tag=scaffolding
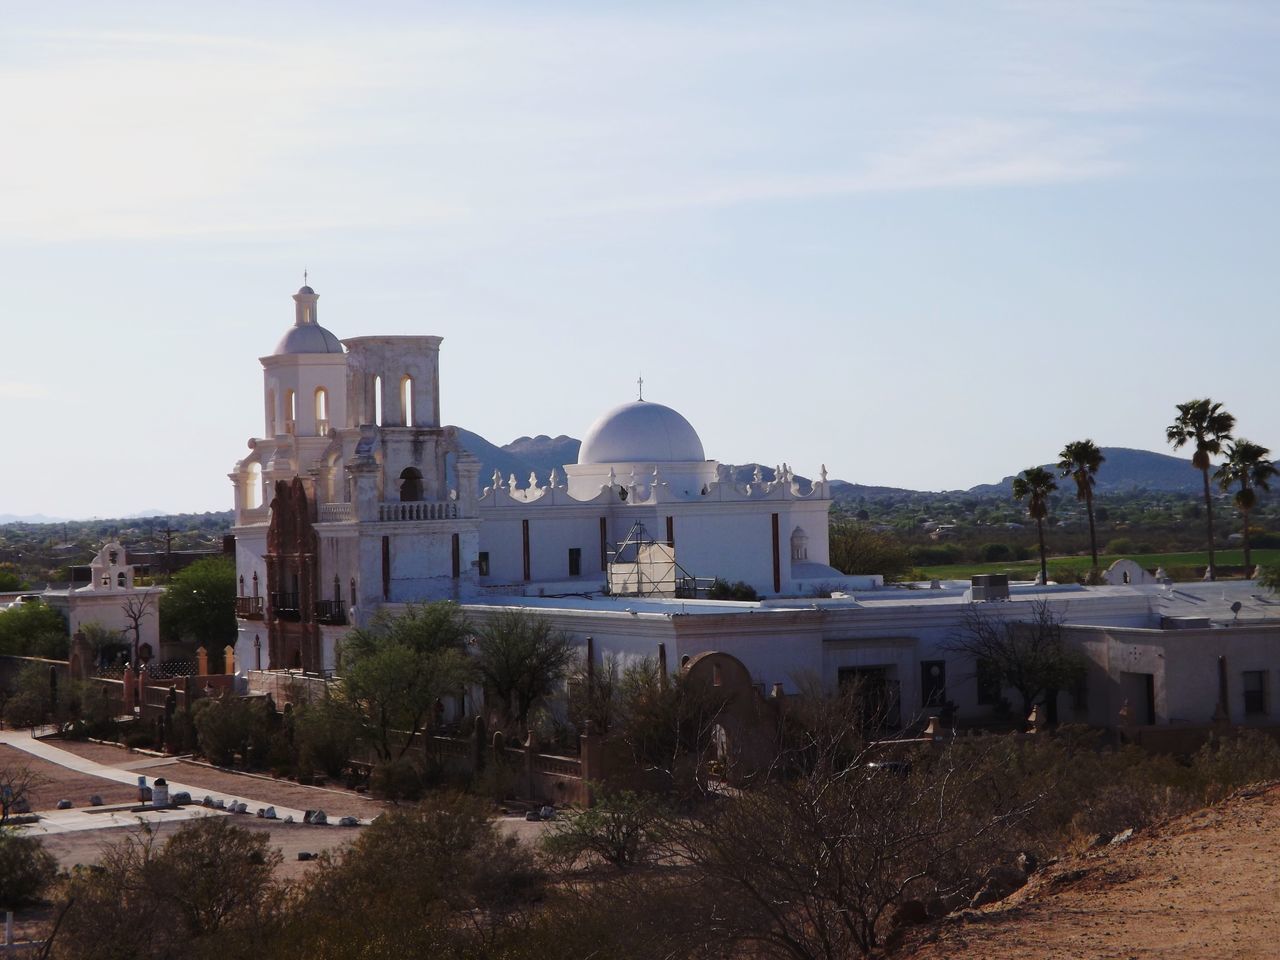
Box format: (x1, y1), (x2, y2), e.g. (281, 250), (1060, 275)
(606, 521), (714, 598)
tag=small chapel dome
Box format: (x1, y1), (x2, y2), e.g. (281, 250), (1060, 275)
(274, 283), (344, 355)
(274, 323), (343, 355)
(577, 400), (706, 464)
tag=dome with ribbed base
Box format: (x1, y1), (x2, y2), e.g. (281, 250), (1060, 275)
(577, 400), (705, 464)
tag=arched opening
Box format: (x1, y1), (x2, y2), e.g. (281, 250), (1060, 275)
(314, 387), (329, 433)
(246, 463), (263, 509)
(790, 526), (809, 562)
(284, 390), (297, 434)
(117, 572), (127, 588)
(399, 467), (424, 502)
(401, 375), (414, 427)
(373, 376), (383, 426)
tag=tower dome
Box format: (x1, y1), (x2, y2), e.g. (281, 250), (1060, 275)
(274, 284), (343, 355)
(577, 400), (706, 464)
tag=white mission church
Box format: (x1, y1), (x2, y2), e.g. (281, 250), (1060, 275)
(230, 284), (1280, 730)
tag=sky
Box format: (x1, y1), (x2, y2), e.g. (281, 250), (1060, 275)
(2, 1), (1279, 518)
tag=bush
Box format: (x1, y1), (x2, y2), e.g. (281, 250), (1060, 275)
(706, 579), (759, 601)
(978, 542), (1014, 563)
(192, 696), (274, 767)
(0, 601), (68, 658)
(542, 789), (664, 870)
(0, 830), (56, 909)
(294, 698), (363, 779)
(829, 525), (912, 579)
(371, 756), (426, 803)
(1104, 537), (1135, 554)
(907, 543), (962, 566)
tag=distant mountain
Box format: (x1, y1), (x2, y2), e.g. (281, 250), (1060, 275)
(0, 513), (71, 524)
(451, 428), (581, 490)
(968, 447), (1202, 496)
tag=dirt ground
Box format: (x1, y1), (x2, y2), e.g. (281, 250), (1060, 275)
(37, 817), (361, 879)
(0, 743), (138, 810)
(905, 783), (1280, 960)
(48, 738), (386, 819)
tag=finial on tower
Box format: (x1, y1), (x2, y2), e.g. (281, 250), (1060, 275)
(637, 374), (644, 401)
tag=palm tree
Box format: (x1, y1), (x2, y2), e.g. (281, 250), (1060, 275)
(1057, 440), (1106, 575)
(1215, 439), (1277, 574)
(1012, 466), (1058, 586)
(1166, 399), (1235, 580)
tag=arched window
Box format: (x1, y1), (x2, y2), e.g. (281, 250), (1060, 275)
(373, 375), (383, 426)
(284, 390), (297, 434)
(314, 387), (329, 433)
(401, 375), (414, 427)
(400, 467), (424, 502)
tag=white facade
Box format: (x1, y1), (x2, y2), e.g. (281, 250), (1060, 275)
(230, 284), (863, 675)
(43, 541), (163, 657)
(228, 283), (1280, 732)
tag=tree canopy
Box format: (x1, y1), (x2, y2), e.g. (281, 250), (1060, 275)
(0, 600), (67, 658)
(472, 609), (576, 732)
(158, 555), (236, 647)
(340, 601), (473, 760)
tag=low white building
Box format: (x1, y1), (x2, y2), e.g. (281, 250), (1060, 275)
(43, 541), (164, 659)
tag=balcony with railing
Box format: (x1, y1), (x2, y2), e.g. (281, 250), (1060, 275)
(270, 592), (301, 621)
(235, 596), (264, 620)
(314, 600), (347, 625)
(317, 502), (355, 523)
(377, 500), (459, 522)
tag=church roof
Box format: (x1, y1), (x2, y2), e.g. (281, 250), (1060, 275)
(577, 400), (706, 464)
(273, 324), (344, 355)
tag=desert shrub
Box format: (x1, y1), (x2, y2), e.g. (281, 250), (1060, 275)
(3, 690), (47, 729)
(273, 793), (544, 958)
(0, 830), (56, 909)
(293, 697), (362, 779)
(542, 789), (664, 870)
(124, 729), (156, 750)
(978, 542), (1013, 563)
(1189, 728), (1280, 802)
(828, 525), (912, 579)
(371, 756), (425, 803)
(53, 817), (283, 959)
(706, 578), (759, 601)
(191, 696), (274, 768)
(907, 543), (963, 566)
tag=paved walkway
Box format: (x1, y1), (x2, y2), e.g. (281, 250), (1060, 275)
(0, 729), (366, 834)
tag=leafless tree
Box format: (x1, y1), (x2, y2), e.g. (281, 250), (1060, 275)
(120, 590), (158, 666)
(0, 760), (46, 824)
(941, 599), (1086, 726)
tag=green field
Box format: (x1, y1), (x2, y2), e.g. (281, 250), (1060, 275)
(916, 548), (1280, 582)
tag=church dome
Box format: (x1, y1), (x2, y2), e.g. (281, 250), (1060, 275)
(273, 324), (343, 355)
(273, 284), (343, 355)
(577, 400), (706, 464)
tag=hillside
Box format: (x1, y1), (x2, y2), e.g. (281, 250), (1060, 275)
(968, 446), (1201, 496)
(906, 782), (1280, 959)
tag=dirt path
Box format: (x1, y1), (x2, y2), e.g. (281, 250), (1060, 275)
(907, 784), (1280, 959)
